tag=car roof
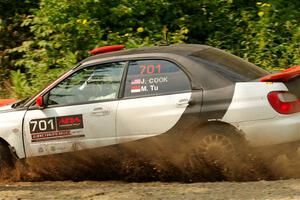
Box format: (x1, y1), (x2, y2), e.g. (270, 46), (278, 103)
(81, 44), (210, 63)
(79, 44), (266, 90)
(79, 44), (234, 90)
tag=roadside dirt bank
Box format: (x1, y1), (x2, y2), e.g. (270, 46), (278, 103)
(0, 179), (300, 200)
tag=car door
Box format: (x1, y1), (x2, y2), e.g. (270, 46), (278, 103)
(23, 61), (126, 157)
(116, 59), (192, 142)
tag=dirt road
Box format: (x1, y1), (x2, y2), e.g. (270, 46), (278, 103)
(1, 140), (300, 199)
(0, 179), (300, 200)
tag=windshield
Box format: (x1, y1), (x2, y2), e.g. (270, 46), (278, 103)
(190, 48), (269, 82)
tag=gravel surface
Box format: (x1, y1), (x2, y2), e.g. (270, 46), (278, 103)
(1, 137), (300, 199)
(0, 179), (300, 200)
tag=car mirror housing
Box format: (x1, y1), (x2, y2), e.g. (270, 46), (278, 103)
(36, 94), (49, 108)
(36, 95), (44, 107)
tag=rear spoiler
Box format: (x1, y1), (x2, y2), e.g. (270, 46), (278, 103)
(260, 66), (300, 82)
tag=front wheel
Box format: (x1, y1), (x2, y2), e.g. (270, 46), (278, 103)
(0, 143), (15, 173)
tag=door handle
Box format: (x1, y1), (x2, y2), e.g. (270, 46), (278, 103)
(91, 107), (110, 116)
(176, 99), (190, 107)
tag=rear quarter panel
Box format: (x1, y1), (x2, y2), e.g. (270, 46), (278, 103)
(221, 82), (300, 147)
(222, 82), (287, 122)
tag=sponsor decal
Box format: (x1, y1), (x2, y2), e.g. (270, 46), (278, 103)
(37, 144), (69, 154)
(50, 146), (56, 152)
(29, 114), (84, 142)
(31, 130), (84, 143)
(57, 115), (83, 130)
(71, 142), (86, 151)
(38, 147), (44, 153)
(32, 130), (71, 140)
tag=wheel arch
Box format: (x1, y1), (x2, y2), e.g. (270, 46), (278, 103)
(0, 137), (18, 159)
(0, 137), (11, 146)
(197, 121), (246, 141)
(181, 120), (246, 144)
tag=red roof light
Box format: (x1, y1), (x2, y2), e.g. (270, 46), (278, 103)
(89, 45), (125, 55)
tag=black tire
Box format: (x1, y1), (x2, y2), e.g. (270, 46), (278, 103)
(186, 124), (247, 181)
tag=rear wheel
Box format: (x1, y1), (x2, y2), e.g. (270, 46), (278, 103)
(186, 125), (247, 181)
(192, 133), (236, 165)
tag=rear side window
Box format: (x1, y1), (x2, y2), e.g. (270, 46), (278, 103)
(124, 60), (191, 97)
(190, 48), (269, 82)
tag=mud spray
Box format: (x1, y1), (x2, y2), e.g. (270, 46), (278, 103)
(1, 135), (300, 183)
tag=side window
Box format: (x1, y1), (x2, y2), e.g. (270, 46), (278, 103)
(124, 60), (191, 97)
(48, 62), (126, 105)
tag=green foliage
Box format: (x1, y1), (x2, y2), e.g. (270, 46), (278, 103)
(2, 0), (300, 98)
(10, 70), (32, 98)
(8, 0), (189, 98)
(206, 0), (300, 71)
(0, 0), (38, 98)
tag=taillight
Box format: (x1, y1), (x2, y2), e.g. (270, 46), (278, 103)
(267, 91), (300, 114)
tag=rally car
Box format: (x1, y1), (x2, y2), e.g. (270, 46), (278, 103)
(0, 44), (300, 170)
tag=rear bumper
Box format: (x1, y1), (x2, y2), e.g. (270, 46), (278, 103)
(253, 140), (300, 158)
(236, 114), (300, 147)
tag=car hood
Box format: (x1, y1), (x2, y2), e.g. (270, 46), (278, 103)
(0, 105), (13, 112)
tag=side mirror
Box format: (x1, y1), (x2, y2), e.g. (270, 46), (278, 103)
(36, 93), (49, 108)
(36, 95), (44, 107)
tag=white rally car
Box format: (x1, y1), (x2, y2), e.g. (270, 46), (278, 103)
(0, 44), (300, 170)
